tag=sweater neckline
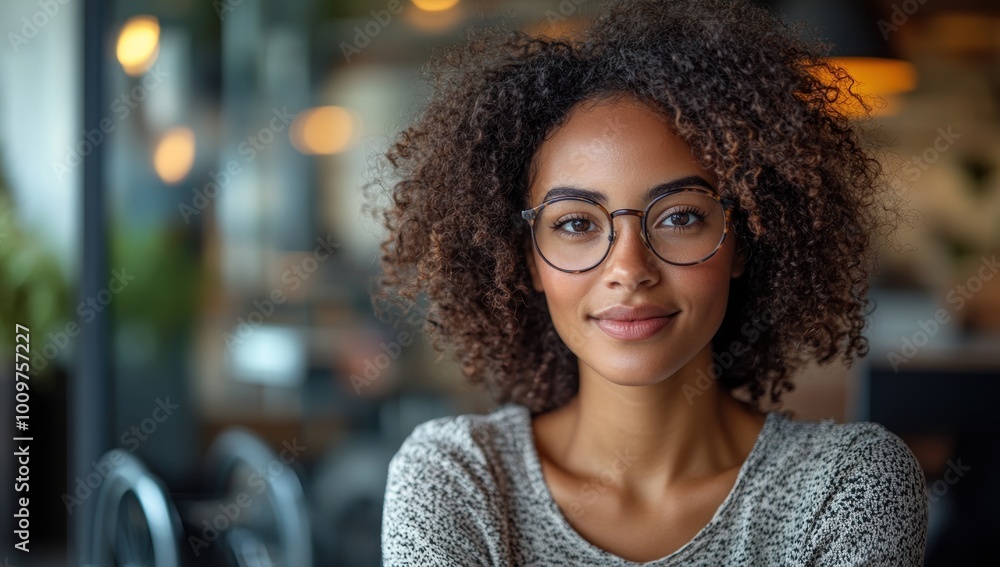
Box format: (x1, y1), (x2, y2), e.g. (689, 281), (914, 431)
(511, 403), (781, 565)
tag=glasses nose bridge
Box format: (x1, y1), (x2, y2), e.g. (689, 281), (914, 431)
(607, 208), (650, 247)
(609, 208), (644, 220)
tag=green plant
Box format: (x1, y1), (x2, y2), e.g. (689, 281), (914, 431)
(0, 171), (70, 369)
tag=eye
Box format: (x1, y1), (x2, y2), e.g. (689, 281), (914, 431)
(660, 208), (704, 228)
(562, 219), (592, 233)
(552, 215), (600, 235)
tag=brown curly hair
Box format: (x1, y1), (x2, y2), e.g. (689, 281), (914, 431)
(365, 0), (902, 416)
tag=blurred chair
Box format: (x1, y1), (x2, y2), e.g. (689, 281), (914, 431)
(90, 427), (312, 567)
(90, 449), (183, 567)
(187, 428), (313, 567)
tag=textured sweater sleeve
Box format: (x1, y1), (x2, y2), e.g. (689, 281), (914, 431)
(800, 424), (929, 567)
(381, 419), (512, 567)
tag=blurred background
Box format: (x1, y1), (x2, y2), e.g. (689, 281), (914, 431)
(0, 0), (997, 565)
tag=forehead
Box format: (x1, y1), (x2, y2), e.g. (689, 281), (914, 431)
(527, 97), (718, 206)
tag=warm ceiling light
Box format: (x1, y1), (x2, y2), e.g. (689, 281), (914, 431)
(411, 0), (460, 12)
(153, 127), (195, 184)
(817, 57), (917, 118)
(289, 106), (357, 155)
(829, 57), (917, 97)
(405, 4), (463, 31)
(117, 15), (160, 76)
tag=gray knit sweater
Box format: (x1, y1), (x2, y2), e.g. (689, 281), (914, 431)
(381, 403), (928, 566)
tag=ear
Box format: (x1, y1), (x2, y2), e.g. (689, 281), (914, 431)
(524, 237), (545, 293)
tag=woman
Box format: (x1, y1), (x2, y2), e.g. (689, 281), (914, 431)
(370, 0), (927, 564)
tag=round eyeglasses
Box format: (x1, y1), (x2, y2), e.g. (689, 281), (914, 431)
(521, 187), (735, 273)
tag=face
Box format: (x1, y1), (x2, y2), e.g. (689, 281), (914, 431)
(524, 96), (745, 386)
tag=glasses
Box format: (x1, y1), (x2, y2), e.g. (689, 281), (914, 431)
(521, 187), (735, 273)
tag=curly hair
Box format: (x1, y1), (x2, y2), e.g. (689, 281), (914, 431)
(365, 0), (902, 415)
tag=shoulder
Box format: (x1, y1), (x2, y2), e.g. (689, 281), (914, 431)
(388, 403), (525, 474)
(382, 405), (524, 566)
(811, 417), (927, 519)
(766, 413), (929, 564)
(765, 412), (927, 510)
(766, 411), (924, 479)
(384, 403), (528, 507)
(744, 412), (928, 516)
(775, 415), (923, 482)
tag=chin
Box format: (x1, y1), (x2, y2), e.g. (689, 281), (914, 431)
(583, 354), (685, 386)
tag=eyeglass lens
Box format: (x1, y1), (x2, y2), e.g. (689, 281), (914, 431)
(532, 190), (726, 271)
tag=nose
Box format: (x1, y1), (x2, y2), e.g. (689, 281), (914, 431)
(602, 214), (660, 289)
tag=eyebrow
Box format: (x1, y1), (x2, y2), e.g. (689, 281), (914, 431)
(539, 175), (716, 206)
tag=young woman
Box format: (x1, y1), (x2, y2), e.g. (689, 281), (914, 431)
(370, 0), (927, 564)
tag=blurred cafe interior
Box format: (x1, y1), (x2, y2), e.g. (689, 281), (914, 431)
(0, 0), (997, 565)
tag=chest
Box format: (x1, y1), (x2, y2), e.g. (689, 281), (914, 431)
(541, 460), (740, 563)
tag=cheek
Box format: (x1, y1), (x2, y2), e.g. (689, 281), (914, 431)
(537, 269), (596, 351)
(539, 269), (586, 316)
(679, 266), (732, 326)
(679, 243), (738, 318)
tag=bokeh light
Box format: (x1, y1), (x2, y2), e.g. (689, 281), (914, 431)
(116, 15), (160, 76)
(153, 127), (195, 184)
(289, 106), (358, 155)
(411, 0), (461, 12)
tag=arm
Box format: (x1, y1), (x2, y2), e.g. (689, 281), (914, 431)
(800, 424), (929, 567)
(381, 429), (511, 567)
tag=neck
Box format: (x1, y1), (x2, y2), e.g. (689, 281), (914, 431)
(548, 343), (765, 501)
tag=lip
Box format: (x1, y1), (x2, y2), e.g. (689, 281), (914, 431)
(591, 304), (678, 321)
(590, 304), (680, 341)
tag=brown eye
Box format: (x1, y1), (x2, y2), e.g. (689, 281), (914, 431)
(666, 212), (694, 227)
(657, 206), (706, 230)
(550, 214), (601, 236)
(561, 219), (594, 233)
